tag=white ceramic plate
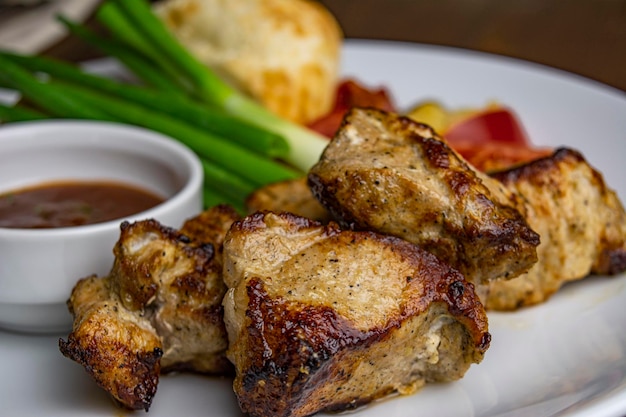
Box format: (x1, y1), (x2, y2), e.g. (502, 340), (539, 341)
(1, 40), (625, 417)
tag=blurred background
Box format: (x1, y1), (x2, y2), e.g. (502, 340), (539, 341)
(316, 0), (626, 93)
(2, 0), (625, 92)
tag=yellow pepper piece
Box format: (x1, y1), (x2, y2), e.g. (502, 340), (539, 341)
(406, 101), (500, 135)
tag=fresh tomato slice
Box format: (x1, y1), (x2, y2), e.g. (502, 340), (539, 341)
(443, 107), (553, 170)
(408, 102), (546, 170)
(310, 83), (549, 172)
(307, 79), (396, 138)
(444, 107), (531, 147)
(306, 109), (345, 139)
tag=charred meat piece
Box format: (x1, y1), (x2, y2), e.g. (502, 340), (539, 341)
(59, 205), (240, 410)
(109, 205), (239, 374)
(58, 275), (162, 411)
(222, 211), (490, 417)
(245, 177), (331, 223)
(309, 107), (539, 285)
(482, 149), (626, 309)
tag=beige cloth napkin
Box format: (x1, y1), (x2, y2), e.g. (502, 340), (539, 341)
(0, 0), (99, 54)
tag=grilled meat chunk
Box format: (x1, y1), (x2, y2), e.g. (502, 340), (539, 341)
(222, 211), (490, 417)
(59, 205), (240, 410)
(482, 149), (626, 309)
(245, 177), (331, 223)
(308, 108), (540, 285)
(58, 275), (162, 411)
(109, 206), (239, 374)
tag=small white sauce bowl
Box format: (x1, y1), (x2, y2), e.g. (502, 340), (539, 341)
(0, 120), (204, 334)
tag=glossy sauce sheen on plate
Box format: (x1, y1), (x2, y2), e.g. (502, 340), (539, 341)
(0, 180), (164, 229)
(0, 41), (625, 417)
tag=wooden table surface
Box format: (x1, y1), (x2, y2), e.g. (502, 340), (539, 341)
(317, 0), (626, 93)
(44, 0), (626, 93)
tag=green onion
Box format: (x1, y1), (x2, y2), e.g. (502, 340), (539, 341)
(99, 0), (329, 171)
(202, 187), (245, 214)
(0, 56), (115, 121)
(0, 55), (299, 186)
(202, 161), (256, 204)
(94, 2), (198, 95)
(58, 15), (187, 94)
(223, 93), (329, 172)
(43, 80), (300, 186)
(0, 0), (333, 212)
(107, 0), (233, 105)
(0, 103), (47, 123)
(1, 51), (289, 158)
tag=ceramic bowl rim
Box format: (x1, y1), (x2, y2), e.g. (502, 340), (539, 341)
(0, 119), (204, 239)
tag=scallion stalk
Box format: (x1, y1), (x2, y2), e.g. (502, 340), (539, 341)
(1, 51), (289, 158)
(0, 56), (115, 121)
(0, 103), (47, 123)
(108, 0), (233, 105)
(100, 0), (329, 171)
(0, 0), (334, 213)
(58, 15), (187, 94)
(43, 79), (301, 186)
(202, 160), (256, 203)
(202, 187), (245, 214)
(94, 2), (198, 95)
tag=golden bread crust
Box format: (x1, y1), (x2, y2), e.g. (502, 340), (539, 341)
(154, 0), (342, 124)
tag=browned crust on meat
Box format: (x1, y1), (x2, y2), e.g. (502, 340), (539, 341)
(59, 334), (162, 411)
(595, 249), (626, 275)
(492, 148), (626, 276)
(60, 206), (242, 410)
(109, 215), (235, 374)
(110, 219), (216, 311)
(484, 148), (626, 309)
(224, 211), (490, 417)
(245, 177), (332, 223)
(181, 203), (241, 250)
(58, 276), (163, 411)
(230, 209), (331, 234)
(308, 107), (539, 285)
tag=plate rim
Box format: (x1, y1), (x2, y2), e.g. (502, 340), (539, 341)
(0, 39), (625, 417)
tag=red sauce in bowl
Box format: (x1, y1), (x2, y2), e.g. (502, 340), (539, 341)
(0, 180), (165, 229)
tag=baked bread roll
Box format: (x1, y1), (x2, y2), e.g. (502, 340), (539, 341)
(154, 0), (343, 124)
